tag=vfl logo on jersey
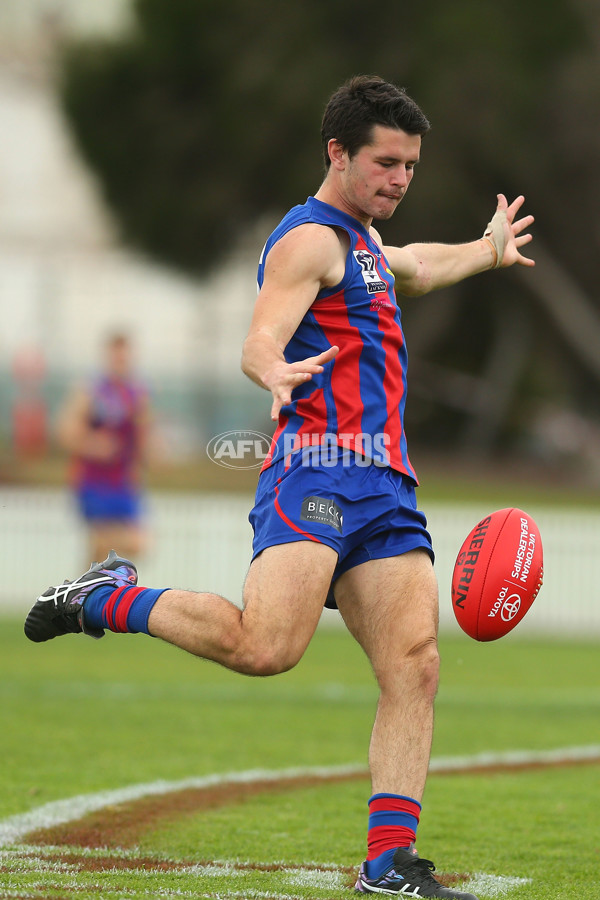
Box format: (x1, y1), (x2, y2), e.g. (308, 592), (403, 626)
(353, 250), (387, 294)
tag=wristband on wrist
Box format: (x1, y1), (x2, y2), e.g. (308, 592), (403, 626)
(481, 207), (507, 269)
(482, 236), (498, 269)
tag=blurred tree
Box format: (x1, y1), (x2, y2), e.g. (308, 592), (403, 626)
(59, 0), (600, 465)
(60, 0), (586, 273)
(60, 0), (332, 273)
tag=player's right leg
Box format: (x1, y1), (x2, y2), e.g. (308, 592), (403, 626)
(24, 550), (139, 642)
(24, 540), (338, 677)
(147, 540), (337, 674)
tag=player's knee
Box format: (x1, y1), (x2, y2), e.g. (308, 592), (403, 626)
(234, 641), (303, 677)
(253, 650), (298, 677)
(412, 638), (440, 700)
(379, 637), (440, 700)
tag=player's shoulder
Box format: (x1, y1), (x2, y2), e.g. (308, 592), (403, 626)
(273, 221), (344, 252)
(266, 222), (346, 279)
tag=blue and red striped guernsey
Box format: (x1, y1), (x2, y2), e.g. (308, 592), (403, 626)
(257, 196), (417, 483)
(71, 375), (147, 490)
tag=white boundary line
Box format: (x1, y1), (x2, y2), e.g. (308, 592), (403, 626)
(1, 745), (599, 848)
(0, 764), (365, 848)
(428, 743), (600, 772)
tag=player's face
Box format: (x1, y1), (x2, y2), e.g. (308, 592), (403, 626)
(342, 125), (421, 223)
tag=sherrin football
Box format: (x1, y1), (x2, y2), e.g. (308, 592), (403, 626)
(451, 508), (544, 641)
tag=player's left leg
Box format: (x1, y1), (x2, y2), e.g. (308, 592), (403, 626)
(335, 548), (439, 801)
(335, 550), (478, 899)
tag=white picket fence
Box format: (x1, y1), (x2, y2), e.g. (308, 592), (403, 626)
(2, 486), (599, 635)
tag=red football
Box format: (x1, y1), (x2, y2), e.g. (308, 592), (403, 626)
(451, 508), (544, 641)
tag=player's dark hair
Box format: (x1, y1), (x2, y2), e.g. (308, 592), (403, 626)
(321, 75), (430, 170)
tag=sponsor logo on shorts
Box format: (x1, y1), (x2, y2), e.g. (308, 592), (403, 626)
(301, 496), (343, 534)
(206, 430), (272, 469)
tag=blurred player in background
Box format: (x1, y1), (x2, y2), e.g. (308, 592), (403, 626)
(26, 77), (535, 898)
(56, 332), (152, 563)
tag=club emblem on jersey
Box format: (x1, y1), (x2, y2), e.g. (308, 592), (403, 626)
(353, 250), (387, 294)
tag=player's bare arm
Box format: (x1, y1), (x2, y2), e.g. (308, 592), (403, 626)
(378, 193), (534, 296)
(242, 224), (341, 421)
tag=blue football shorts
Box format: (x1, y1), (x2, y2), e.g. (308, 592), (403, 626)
(249, 448), (434, 609)
(76, 483), (143, 523)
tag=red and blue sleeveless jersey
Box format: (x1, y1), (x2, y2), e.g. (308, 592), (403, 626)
(257, 196), (417, 483)
(72, 376), (147, 490)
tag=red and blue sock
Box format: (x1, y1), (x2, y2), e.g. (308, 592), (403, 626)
(365, 793), (421, 879)
(82, 584), (167, 635)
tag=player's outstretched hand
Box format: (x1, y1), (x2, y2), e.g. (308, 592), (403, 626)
(265, 345), (339, 422)
(483, 194), (535, 269)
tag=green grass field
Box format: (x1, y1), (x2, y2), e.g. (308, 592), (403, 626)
(1, 615), (599, 899)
